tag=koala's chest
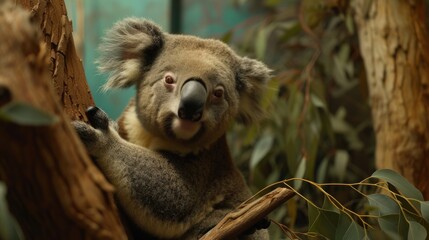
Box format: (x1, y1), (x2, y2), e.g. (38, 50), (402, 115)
(118, 102), (200, 154)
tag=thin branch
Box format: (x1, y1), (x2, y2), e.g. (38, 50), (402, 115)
(199, 187), (295, 240)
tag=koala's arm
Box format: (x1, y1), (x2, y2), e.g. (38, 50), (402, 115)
(73, 107), (269, 239)
(73, 107), (212, 238)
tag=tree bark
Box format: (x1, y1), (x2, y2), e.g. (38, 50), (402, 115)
(18, 0), (94, 121)
(200, 187), (295, 240)
(352, 0), (429, 199)
(0, 0), (127, 238)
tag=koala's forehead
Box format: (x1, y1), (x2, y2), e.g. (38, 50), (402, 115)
(150, 35), (239, 81)
(165, 35), (236, 57)
(162, 35), (238, 65)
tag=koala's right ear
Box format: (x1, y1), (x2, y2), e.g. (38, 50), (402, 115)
(97, 18), (165, 90)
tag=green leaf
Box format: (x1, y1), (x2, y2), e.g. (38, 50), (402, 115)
(250, 135), (274, 169)
(316, 157), (329, 183)
(0, 102), (58, 126)
(220, 30), (233, 43)
(335, 213), (365, 240)
(367, 193), (399, 216)
(420, 201), (429, 222)
(293, 157), (306, 189)
(378, 215), (405, 240)
(311, 94), (327, 109)
(371, 169), (424, 201)
(308, 203), (340, 239)
(322, 196), (339, 213)
(367, 193), (408, 239)
(408, 220), (427, 240)
(334, 150), (349, 182)
(261, 79), (279, 110)
(264, 0), (280, 7)
(255, 27), (268, 60)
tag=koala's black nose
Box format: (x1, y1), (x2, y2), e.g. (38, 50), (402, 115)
(178, 79), (207, 122)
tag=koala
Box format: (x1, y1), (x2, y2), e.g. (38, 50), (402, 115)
(73, 18), (271, 239)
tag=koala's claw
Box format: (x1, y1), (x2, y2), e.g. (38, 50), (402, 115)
(86, 106), (109, 130)
(72, 120), (99, 143)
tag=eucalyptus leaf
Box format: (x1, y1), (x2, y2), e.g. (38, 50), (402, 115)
(322, 196), (339, 213)
(334, 150), (349, 182)
(250, 134), (274, 169)
(316, 157), (329, 183)
(311, 94), (327, 109)
(408, 220), (426, 240)
(261, 79), (279, 110)
(371, 169), (424, 201)
(367, 193), (399, 216)
(377, 215), (403, 240)
(293, 157), (306, 189)
(420, 201), (429, 222)
(308, 203), (340, 239)
(0, 102), (58, 126)
(367, 193), (408, 239)
(335, 213), (365, 240)
(220, 30), (233, 44)
(264, 0), (280, 7)
(305, 134), (319, 180)
(255, 27), (268, 60)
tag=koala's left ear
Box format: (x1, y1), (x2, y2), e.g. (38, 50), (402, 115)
(236, 57), (272, 125)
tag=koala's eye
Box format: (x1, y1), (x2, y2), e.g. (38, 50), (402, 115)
(164, 75), (175, 84)
(213, 87), (224, 99)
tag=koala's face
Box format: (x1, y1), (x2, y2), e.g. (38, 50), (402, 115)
(135, 38), (240, 149)
(98, 18), (271, 152)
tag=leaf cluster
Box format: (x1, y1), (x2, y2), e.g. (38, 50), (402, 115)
(260, 169), (429, 240)
(225, 0), (375, 237)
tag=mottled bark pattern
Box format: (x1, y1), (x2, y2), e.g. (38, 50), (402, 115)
(353, 0), (429, 198)
(0, 1), (127, 239)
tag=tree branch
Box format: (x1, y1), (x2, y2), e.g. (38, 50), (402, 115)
(200, 187), (295, 240)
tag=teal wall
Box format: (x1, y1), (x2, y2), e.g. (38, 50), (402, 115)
(65, 0), (253, 119)
(65, 0), (170, 119)
(182, 0), (255, 37)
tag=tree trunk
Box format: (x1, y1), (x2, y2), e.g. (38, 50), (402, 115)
(352, 0), (429, 199)
(18, 0), (94, 121)
(0, 0), (127, 238)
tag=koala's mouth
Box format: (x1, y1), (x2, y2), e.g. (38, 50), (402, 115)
(165, 114), (203, 141)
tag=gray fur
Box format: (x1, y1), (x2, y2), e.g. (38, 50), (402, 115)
(75, 18), (271, 239)
(97, 18), (164, 90)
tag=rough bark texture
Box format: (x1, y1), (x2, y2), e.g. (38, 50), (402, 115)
(18, 0), (94, 121)
(0, 0), (127, 239)
(353, 0), (429, 199)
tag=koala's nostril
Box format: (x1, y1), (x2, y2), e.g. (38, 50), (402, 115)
(178, 79), (207, 122)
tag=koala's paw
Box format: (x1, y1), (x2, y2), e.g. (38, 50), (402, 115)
(243, 217), (271, 236)
(72, 106), (116, 156)
(86, 106), (110, 131)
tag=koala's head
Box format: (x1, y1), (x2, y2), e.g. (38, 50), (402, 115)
(98, 18), (271, 152)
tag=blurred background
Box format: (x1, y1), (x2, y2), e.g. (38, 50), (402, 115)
(2, 0), (378, 239)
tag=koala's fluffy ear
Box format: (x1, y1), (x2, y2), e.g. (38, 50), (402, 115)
(97, 18), (165, 90)
(236, 57), (272, 125)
